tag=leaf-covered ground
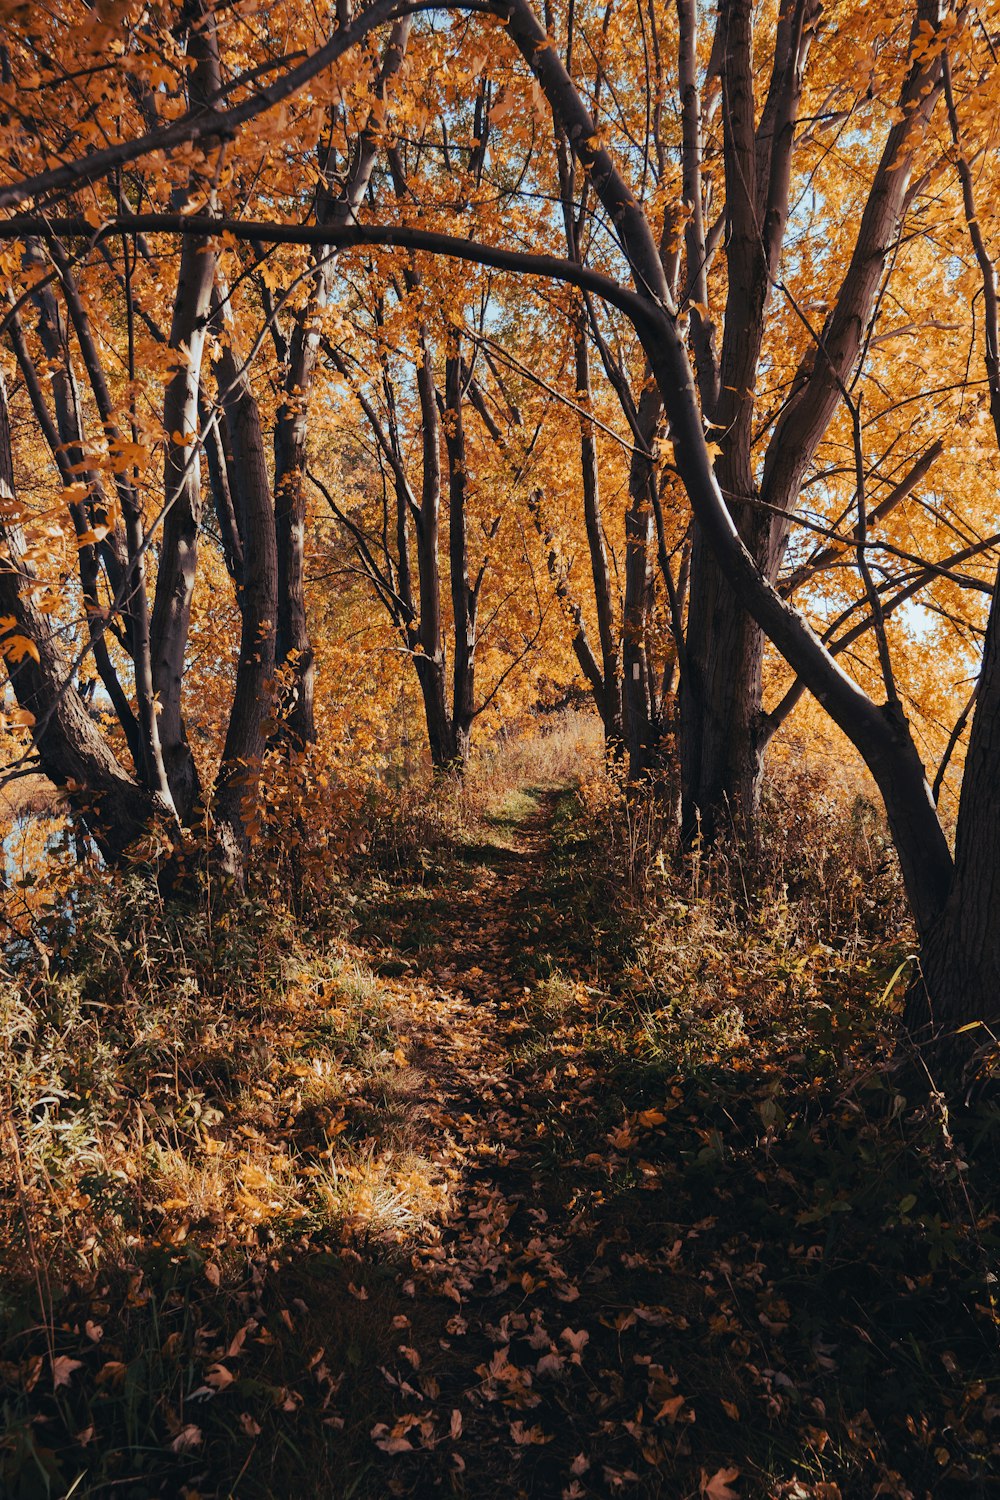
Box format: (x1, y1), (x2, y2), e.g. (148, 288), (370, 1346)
(0, 780), (997, 1498)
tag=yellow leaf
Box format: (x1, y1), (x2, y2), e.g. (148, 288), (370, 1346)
(0, 633), (40, 664)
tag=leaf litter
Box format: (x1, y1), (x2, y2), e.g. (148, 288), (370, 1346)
(0, 786), (996, 1497)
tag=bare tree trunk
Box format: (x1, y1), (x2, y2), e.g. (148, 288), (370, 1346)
(7, 293), (144, 774)
(412, 324), (454, 768)
(445, 344), (478, 767)
(148, 6), (220, 819)
(913, 574), (1000, 1039)
(908, 55), (1000, 1045)
(209, 283), (278, 878)
(149, 226), (216, 820)
(575, 327), (622, 742)
(622, 383), (662, 778)
(679, 0), (818, 845)
(0, 373), (166, 860)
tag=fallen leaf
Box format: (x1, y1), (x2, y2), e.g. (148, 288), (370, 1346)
(510, 1420), (550, 1445)
(170, 1424), (203, 1454)
(654, 1394), (686, 1423)
(52, 1356), (83, 1390)
(701, 1467), (741, 1500)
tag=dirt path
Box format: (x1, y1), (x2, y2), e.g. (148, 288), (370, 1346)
(249, 785), (992, 1499)
(2, 785), (991, 1498)
(342, 787), (726, 1498)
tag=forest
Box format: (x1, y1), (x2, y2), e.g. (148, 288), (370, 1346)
(0, 0), (997, 1493)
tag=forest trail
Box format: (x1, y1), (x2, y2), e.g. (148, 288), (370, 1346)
(5, 781), (991, 1499)
(342, 780), (705, 1496)
(326, 785), (822, 1498)
(323, 784), (993, 1500)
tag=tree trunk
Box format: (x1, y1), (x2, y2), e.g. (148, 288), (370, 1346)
(411, 323), (455, 768)
(8, 291), (145, 775)
(907, 574), (1000, 1043)
(273, 18), (412, 749)
(413, 653), (455, 768)
(575, 327), (622, 743)
(148, 10), (220, 819)
(445, 345), (479, 769)
(210, 283), (278, 879)
(149, 224), (216, 820)
(680, 527), (766, 844)
(273, 316), (318, 750)
(0, 373), (166, 861)
(622, 383), (662, 778)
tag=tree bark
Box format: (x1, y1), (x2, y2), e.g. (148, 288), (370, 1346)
(412, 323), (455, 767)
(679, 0), (818, 844)
(913, 579), (1000, 1038)
(148, 6), (220, 819)
(209, 283), (278, 877)
(575, 327), (622, 742)
(7, 295), (145, 775)
(445, 345), (478, 767)
(622, 383), (662, 778)
(0, 373), (166, 861)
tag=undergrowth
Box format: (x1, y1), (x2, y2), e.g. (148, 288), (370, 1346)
(0, 716), (996, 1498)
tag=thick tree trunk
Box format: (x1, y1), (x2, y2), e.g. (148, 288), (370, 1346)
(0, 374), (166, 861)
(149, 224), (216, 820)
(414, 654), (455, 768)
(149, 10), (220, 819)
(210, 285), (278, 878)
(678, 0), (817, 846)
(680, 527), (766, 844)
(906, 577), (1000, 1042)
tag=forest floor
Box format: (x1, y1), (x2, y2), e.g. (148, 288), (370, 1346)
(0, 775), (997, 1498)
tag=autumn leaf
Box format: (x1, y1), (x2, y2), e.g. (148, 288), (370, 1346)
(700, 1467), (741, 1500)
(170, 1424), (203, 1454)
(0, 631), (40, 664)
(51, 1355), (83, 1389)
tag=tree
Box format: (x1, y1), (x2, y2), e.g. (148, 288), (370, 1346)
(1, 0), (998, 1046)
(317, 284), (546, 768)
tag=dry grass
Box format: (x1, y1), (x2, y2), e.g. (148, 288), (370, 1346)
(0, 716), (994, 1498)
